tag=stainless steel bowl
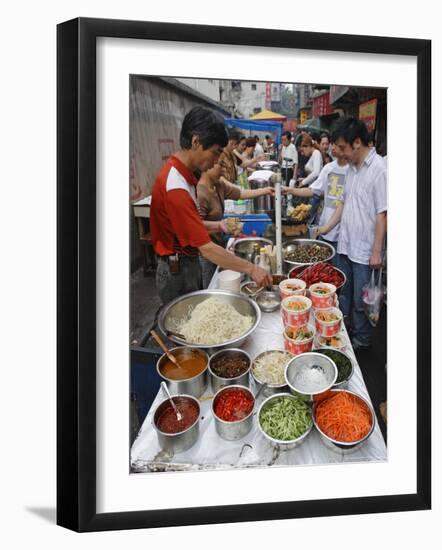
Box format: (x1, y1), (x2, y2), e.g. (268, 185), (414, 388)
(212, 385), (254, 441)
(284, 352), (338, 401)
(240, 281), (264, 299)
(282, 238), (335, 273)
(231, 237), (273, 261)
(157, 289), (261, 352)
(208, 348), (251, 393)
(153, 394), (200, 453)
(257, 393), (313, 450)
(157, 347), (209, 398)
(313, 389), (375, 453)
(288, 264), (347, 291)
(256, 291), (281, 312)
(314, 348), (354, 389)
(251, 350), (294, 397)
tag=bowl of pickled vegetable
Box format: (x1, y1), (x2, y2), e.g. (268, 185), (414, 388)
(257, 393), (313, 450)
(315, 348), (354, 388)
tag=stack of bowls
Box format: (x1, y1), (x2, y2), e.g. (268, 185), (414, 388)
(218, 270), (242, 292)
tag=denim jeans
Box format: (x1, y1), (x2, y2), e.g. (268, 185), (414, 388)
(336, 253), (372, 346)
(156, 256), (202, 304)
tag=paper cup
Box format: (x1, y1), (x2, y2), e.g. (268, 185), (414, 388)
(281, 295), (312, 327)
(279, 278), (307, 300)
(283, 324), (315, 355)
(314, 307), (343, 337)
(309, 282), (337, 309)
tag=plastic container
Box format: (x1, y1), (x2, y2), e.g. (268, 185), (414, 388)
(309, 282), (337, 309)
(281, 295), (312, 327)
(224, 214), (272, 236)
(279, 278), (307, 300)
(283, 324), (315, 355)
(314, 307), (343, 337)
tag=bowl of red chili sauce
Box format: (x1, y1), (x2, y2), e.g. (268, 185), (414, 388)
(153, 394), (201, 453)
(212, 385), (255, 441)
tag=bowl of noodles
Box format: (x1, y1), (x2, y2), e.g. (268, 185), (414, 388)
(158, 290), (261, 351)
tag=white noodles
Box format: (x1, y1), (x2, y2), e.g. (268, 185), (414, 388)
(178, 297), (253, 345)
(253, 351), (293, 386)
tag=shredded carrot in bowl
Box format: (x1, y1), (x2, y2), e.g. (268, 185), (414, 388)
(315, 391), (372, 443)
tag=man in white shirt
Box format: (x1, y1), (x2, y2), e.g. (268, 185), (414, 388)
(253, 136), (265, 158)
(317, 118), (387, 349)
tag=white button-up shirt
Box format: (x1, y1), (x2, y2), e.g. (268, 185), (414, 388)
(337, 147), (387, 265)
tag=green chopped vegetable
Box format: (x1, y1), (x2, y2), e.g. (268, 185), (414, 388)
(317, 349), (352, 383)
(259, 396), (312, 441)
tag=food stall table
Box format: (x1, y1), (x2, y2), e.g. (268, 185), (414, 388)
(130, 271), (387, 473)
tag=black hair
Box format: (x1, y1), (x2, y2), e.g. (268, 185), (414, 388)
(245, 137), (256, 148)
(367, 131), (376, 146)
(254, 135), (259, 140)
(332, 117), (370, 146)
(319, 133), (330, 141)
(179, 106), (228, 150)
(282, 131), (292, 140)
(265, 134), (270, 139)
(228, 129), (242, 143)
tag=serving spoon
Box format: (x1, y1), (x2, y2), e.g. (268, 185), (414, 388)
(150, 329), (182, 369)
(161, 382), (183, 422)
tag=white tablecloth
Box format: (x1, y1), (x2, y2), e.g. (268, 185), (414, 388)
(131, 271), (387, 473)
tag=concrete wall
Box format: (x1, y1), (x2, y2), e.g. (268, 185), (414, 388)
(129, 76), (227, 270)
(176, 78), (220, 102)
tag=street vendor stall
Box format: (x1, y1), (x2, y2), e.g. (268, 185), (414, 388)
(131, 249), (387, 473)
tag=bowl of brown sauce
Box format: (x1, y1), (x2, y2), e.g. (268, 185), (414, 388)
(157, 347), (209, 398)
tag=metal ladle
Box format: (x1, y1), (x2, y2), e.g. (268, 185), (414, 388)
(161, 382), (183, 422)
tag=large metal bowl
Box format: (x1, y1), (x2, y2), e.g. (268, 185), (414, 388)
(157, 289), (261, 352)
(313, 389), (375, 454)
(282, 238), (335, 273)
(231, 237), (273, 261)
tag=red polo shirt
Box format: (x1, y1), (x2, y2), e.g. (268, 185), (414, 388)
(150, 156), (211, 256)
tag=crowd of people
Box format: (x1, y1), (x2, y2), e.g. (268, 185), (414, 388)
(149, 106), (387, 350)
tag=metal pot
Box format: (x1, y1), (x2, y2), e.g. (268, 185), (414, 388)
(231, 237), (273, 261)
(249, 178), (275, 213)
(153, 395), (200, 453)
(284, 352), (337, 402)
(212, 385), (254, 441)
(157, 347), (209, 398)
(208, 348), (251, 393)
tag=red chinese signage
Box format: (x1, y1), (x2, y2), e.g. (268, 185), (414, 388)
(265, 82), (271, 110)
(312, 92), (333, 118)
(359, 98), (378, 133)
(283, 119), (298, 133)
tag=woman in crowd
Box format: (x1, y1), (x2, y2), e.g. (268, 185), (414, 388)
(197, 162), (274, 287)
(297, 134), (323, 187)
(235, 137), (266, 175)
(319, 133), (333, 165)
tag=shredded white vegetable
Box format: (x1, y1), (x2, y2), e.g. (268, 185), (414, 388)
(178, 297), (253, 345)
(253, 351), (293, 385)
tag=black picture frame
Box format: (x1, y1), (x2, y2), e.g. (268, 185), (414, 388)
(57, 17), (431, 532)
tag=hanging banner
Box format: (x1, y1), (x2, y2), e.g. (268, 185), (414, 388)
(359, 98), (378, 132)
(265, 82), (272, 110)
(312, 92), (333, 117)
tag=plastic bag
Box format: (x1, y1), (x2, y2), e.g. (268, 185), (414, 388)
(362, 268), (384, 327)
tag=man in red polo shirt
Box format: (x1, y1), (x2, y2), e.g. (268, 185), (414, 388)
(151, 107), (273, 304)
